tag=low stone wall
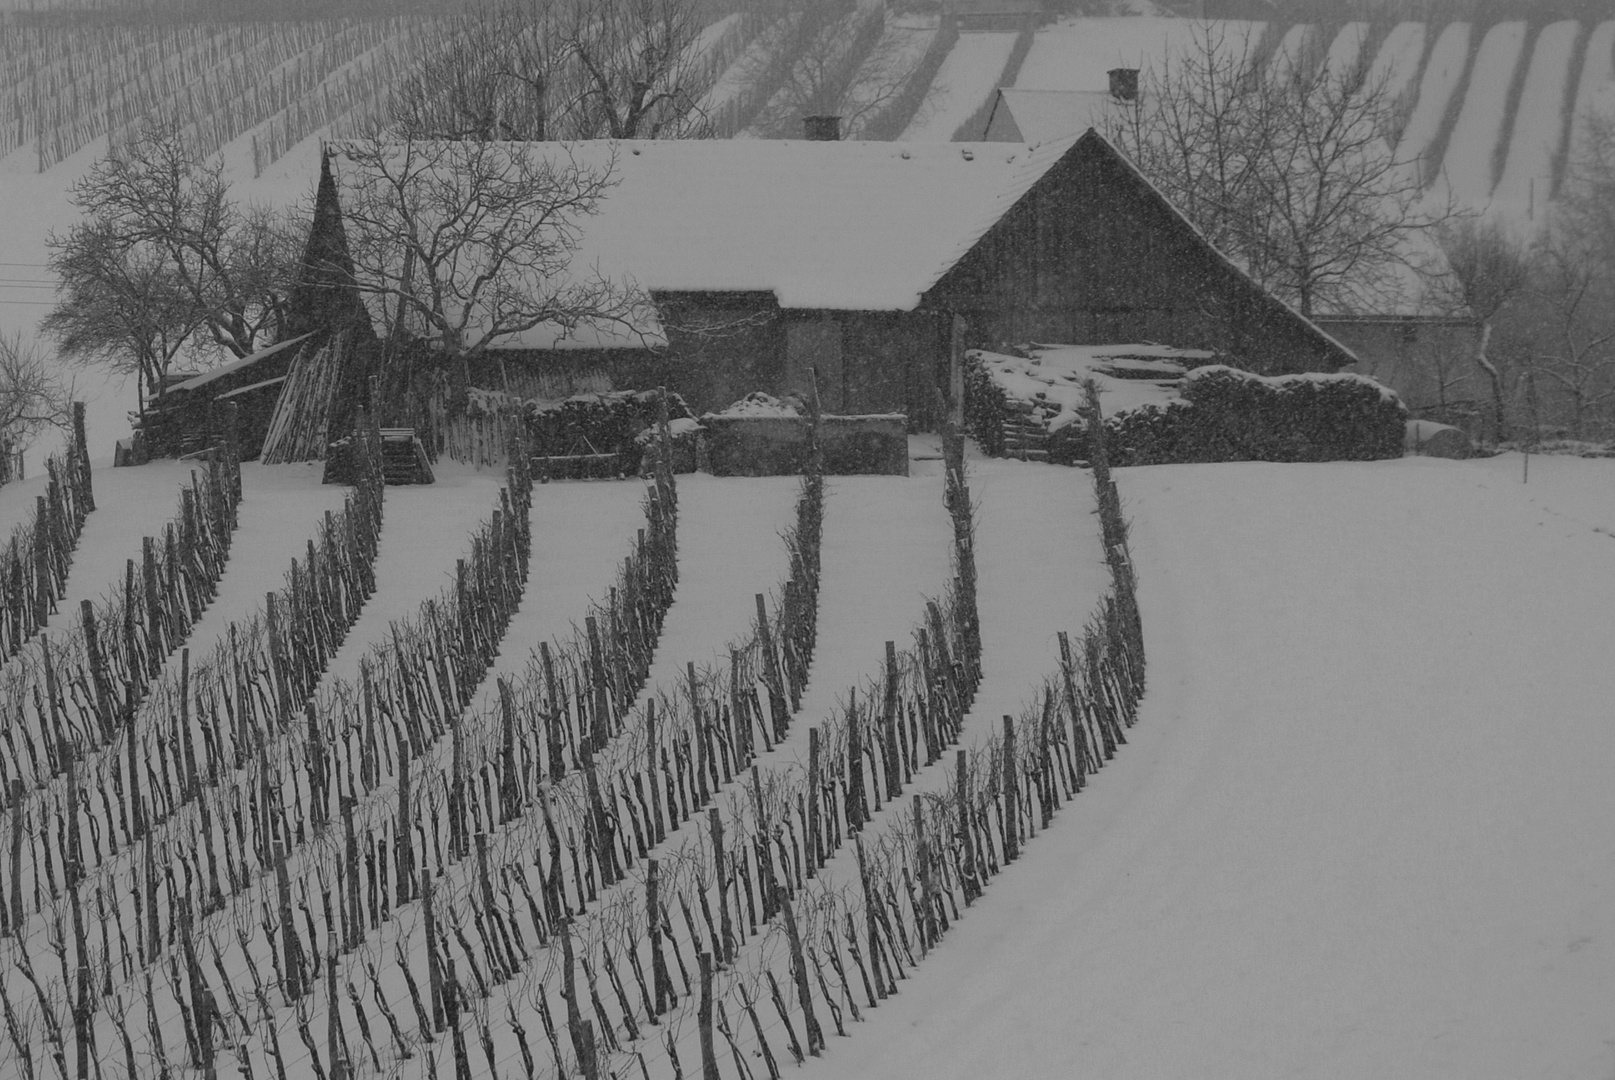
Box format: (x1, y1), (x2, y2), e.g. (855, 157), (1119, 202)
(703, 414), (908, 476)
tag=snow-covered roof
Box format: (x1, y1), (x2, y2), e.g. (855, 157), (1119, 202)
(985, 89), (1119, 143)
(333, 138), (1079, 349)
(169, 334), (312, 393)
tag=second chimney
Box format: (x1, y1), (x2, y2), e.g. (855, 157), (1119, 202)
(1108, 68), (1139, 102)
(804, 115), (842, 141)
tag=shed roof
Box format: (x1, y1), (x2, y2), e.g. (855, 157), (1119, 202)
(169, 334), (312, 393)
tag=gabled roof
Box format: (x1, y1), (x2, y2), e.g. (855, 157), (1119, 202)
(328, 132), (1352, 367)
(1054, 130), (1357, 369)
(333, 138), (1080, 348)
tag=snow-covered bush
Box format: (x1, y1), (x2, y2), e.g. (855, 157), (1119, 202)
(1108, 366), (1406, 465)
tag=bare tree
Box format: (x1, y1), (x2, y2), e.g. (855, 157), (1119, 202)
(44, 219), (202, 409)
(0, 333), (74, 478)
(390, 0), (714, 143)
(744, 1), (929, 138)
(335, 133), (647, 362)
(1434, 217), (1533, 442)
(1108, 22), (1443, 318)
(391, 4), (561, 141)
(45, 120), (303, 405)
(1528, 225), (1615, 440)
(563, 0), (712, 138)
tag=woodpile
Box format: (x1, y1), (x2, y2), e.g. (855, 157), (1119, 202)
(0, 402), (93, 658)
(261, 336), (345, 465)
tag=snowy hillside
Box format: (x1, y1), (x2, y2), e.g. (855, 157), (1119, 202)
(801, 452), (1615, 1080)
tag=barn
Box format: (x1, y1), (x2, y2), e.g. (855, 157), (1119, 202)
(329, 129), (1354, 429)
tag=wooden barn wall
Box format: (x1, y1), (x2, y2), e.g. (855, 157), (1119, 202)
(657, 293), (787, 412)
(923, 142), (1345, 375)
(493, 296), (947, 426)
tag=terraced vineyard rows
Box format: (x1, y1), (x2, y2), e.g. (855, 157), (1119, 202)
(6, 11), (1614, 232)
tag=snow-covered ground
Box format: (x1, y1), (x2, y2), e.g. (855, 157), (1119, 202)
(470, 477), (652, 695)
(1492, 21), (1580, 228)
(800, 453), (1615, 1080)
(843, 13), (938, 138)
(772, 446), (954, 746)
(1319, 21), (1368, 80)
(1437, 21), (1527, 210)
(1015, 16), (1264, 93)
(1567, 22), (1615, 190)
(1265, 22), (1315, 84)
(1369, 21), (1428, 108)
(609, 473), (800, 698)
(51, 458), (195, 615)
(1394, 22), (1471, 179)
(900, 31), (1018, 142)
(319, 460), (509, 684)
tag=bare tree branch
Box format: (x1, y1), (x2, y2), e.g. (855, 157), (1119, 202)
(335, 132), (651, 363)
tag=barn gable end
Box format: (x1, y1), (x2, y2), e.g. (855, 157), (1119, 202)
(924, 129), (1356, 374)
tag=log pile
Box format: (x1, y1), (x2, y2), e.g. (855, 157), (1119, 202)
(261, 336), (345, 465)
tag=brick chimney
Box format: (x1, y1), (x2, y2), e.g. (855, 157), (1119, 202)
(1108, 68), (1140, 102)
(803, 115), (842, 141)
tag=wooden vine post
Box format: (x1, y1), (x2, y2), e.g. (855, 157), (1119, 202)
(778, 885), (824, 1056)
(1002, 716), (1019, 863)
(698, 951), (720, 1080)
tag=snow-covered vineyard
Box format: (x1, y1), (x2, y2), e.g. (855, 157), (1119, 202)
(6, 13), (1615, 206)
(0, 400), (1160, 1080)
(3, 4), (1615, 1079)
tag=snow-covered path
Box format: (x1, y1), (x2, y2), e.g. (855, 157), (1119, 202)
(469, 477), (650, 698)
(954, 453), (1107, 741)
(1492, 21), (1579, 223)
(779, 454), (953, 746)
(1439, 21), (1527, 208)
(613, 473), (799, 700)
(55, 459), (195, 614)
(176, 461), (350, 646)
(900, 31), (1018, 142)
(804, 456), (1615, 1080)
(1395, 22), (1471, 173)
(320, 461), (508, 685)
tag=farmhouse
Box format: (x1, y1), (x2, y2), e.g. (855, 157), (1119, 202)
(343, 129), (1353, 427)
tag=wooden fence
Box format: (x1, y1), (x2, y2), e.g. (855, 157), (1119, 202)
(0, 402), (93, 660)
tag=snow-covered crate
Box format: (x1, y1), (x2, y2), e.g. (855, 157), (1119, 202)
(702, 394), (908, 476)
